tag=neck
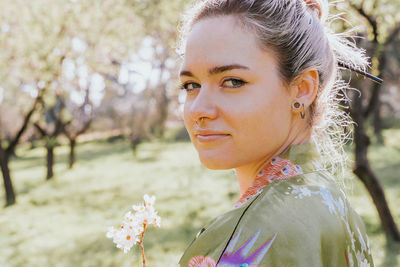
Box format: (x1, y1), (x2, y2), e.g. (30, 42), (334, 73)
(234, 124), (311, 196)
(234, 145), (288, 196)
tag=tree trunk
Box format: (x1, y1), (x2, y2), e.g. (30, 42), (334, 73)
(373, 99), (384, 144)
(363, 45), (386, 144)
(0, 93), (42, 207)
(130, 133), (141, 158)
(46, 146), (54, 180)
(69, 138), (76, 169)
(351, 88), (400, 242)
(0, 147), (15, 206)
(353, 165), (400, 241)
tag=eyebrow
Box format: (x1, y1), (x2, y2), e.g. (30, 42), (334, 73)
(179, 64), (250, 77)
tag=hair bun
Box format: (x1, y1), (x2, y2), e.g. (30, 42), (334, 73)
(303, 0), (323, 20)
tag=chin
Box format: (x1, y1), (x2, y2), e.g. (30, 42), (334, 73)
(198, 153), (237, 170)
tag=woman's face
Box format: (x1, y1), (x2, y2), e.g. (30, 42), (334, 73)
(180, 15), (294, 170)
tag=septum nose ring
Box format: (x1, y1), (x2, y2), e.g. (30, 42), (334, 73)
(195, 117), (205, 127)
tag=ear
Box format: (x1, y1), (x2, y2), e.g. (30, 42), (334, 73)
(290, 69), (319, 108)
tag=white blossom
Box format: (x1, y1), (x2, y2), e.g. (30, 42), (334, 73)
(72, 37), (87, 54)
(144, 194), (155, 207)
(107, 194), (161, 253)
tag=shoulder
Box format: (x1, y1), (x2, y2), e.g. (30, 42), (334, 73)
(231, 171), (373, 266)
(251, 170), (347, 225)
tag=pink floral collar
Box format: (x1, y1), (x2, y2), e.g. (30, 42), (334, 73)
(233, 141), (322, 209)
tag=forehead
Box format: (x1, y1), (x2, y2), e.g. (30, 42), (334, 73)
(182, 15), (276, 72)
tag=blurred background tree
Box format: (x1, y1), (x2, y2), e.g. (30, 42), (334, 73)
(332, 0), (400, 242)
(0, 0), (184, 205)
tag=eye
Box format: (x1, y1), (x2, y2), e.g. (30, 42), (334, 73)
(180, 82), (201, 92)
(221, 78), (247, 88)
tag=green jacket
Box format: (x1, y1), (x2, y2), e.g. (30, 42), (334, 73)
(179, 142), (374, 267)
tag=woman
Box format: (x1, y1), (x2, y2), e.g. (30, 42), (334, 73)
(177, 0), (375, 266)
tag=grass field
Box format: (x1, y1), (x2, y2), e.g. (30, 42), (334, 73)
(1, 129), (399, 266)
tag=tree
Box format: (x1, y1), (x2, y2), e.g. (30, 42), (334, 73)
(0, 91), (43, 206)
(349, 77), (400, 242)
(100, 56), (151, 156)
(0, 0), (188, 205)
(347, 0), (400, 143)
(34, 92), (70, 179)
(62, 87), (92, 169)
(123, 0), (189, 138)
(99, 34), (179, 155)
(337, 0), (400, 242)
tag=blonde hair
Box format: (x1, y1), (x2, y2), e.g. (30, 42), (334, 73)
(177, 0), (369, 189)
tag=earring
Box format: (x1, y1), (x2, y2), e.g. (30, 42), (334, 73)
(292, 100), (305, 119)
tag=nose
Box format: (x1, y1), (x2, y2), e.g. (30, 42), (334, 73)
(186, 86), (218, 123)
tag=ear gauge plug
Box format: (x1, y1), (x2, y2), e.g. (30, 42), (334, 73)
(292, 100), (306, 119)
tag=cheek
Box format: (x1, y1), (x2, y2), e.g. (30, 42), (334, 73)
(231, 95), (292, 145)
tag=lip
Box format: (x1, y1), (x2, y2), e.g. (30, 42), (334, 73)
(196, 134), (230, 142)
(195, 129), (231, 142)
